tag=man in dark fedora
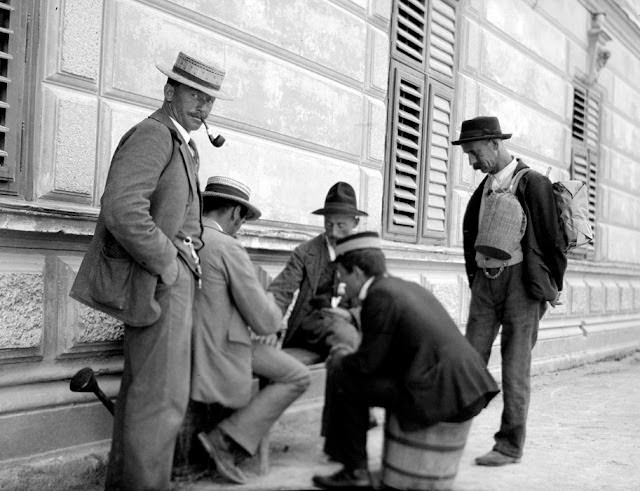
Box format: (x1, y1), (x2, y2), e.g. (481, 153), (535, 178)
(191, 176), (310, 484)
(454, 116), (567, 466)
(70, 52), (231, 490)
(267, 181), (365, 361)
(312, 232), (499, 489)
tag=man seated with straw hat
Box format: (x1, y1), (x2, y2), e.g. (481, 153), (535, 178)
(313, 232), (499, 489)
(191, 176), (310, 484)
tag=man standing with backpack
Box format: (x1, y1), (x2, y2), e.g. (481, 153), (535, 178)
(454, 116), (567, 466)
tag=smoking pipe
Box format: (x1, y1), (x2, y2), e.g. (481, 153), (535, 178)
(69, 367), (115, 415)
(201, 118), (225, 147)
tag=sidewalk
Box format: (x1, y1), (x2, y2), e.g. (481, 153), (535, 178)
(177, 351), (640, 491)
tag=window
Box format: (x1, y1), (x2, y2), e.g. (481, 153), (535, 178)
(570, 82), (600, 256)
(383, 0), (458, 243)
(0, 0), (35, 197)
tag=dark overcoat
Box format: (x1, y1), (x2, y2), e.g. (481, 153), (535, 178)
(341, 276), (499, 431)
(70, 108), (200, 326)
(462, 159), (567, 301)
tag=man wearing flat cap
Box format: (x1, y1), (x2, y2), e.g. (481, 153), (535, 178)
(312, 232), (499, 489)
(192, 176), (310, 485)
(454, 116), (567, 466)
(70, 52), (231, 490)
(267, 181), (365, 362)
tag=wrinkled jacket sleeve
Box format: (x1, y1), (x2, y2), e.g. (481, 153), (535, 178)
(522, 172), (567, 291)
(101, 122), (177, 277)
(341, 286), (395, 376)
(224, 240), (282, 336)
(267, 244), (306, 313)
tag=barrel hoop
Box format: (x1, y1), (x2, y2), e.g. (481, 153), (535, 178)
(382, 459), (457, 481)
(385, 430), (465, 452)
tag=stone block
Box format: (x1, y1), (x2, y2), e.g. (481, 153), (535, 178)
(606, 227), (640, 265)
(613, 77), (640, 125)
(606, 39), (640, 88)
(632, 282), (640, 311)
(360, 167), (383, 231)
(535, 0), (589, 45)
(566, 278), (587, 316)
(369, 27), (390, 92)
(166, 0), (367, 82)
(480, 29), (567, 117)
(420, 274), (465, 325)
(0, 271), (44, 350)
(620, 283), (634, 312)
(604, 281), (620, 313)
(586, 279), (605, 314)
(604, 188), (639, 229)
(485, 0), (566, 70)
(368, 98), (387, 161)
(370, 0), (392, 21)
(37, 87), (98, 200)
(477, 84), (565, 162)
(450, 189), (470, 248)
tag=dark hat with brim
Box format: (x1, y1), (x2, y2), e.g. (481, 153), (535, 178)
(312, 181), (368, 217)
(335, 231), (381, 257)
(202, 176), (261, 220)
(452, 116), (512, 145)
(157, 51), (232, 100)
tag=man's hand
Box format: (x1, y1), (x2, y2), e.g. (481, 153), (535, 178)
(549, 291), (563, 308)
(321, 307), (352, 322)
(326, 342), (354, 370)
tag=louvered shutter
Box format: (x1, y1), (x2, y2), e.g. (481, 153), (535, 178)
(392, 0), (427, 70)
(385, 63), (425, 239)
(421, 81), (452, 237)
(0, 1), (14, 182)
(427, 0), (457, 83)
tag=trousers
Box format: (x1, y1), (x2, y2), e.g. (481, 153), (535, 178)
(465, 263), (542, 458)
(105, 258), (194, 490)
(216, 342), (310, 455)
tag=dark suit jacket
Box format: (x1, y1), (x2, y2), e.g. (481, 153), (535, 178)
(70, 108), (200, 326)
(463, 159), (567, 301)
(341, 276), (499, 431)
(268, 233), (356, 347)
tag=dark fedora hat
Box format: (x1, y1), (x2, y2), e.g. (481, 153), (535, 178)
(451, 116), (512, 145)
(312, 181), (368, 217)
(202, 176), (261, 220)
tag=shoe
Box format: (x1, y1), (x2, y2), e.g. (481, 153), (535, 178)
(475, 450), (521, 466)
(312, 467), (371, 488)
(198, 430), (247, 484)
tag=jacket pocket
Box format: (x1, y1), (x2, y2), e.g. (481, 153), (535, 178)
(90, 249), (133, 311)
(227, 323), (252, 346)
(524, 248), (558, 301)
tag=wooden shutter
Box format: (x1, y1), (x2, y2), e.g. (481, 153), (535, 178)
(427, 0), (457, 83)
(392, 0), (427, 69)
(0, 1), (15, 182)
(421, 81), (452, 238)
(385, 62), (425, 240)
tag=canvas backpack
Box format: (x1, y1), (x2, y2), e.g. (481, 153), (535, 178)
(475, 169), (529, 261)
(546, 168), (594, 252)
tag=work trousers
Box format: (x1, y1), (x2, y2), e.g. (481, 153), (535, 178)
(216, 342), (310, 455)
(322, 361), (398, 470)
(465, 263), (542, 458)
(105, 258), (195, 491)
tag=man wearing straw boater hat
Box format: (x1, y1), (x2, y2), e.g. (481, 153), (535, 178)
(312, 232), (499, 489)
(453, 116), (567, 466)
(267, 182), (365, 362)
(70, 52), (231, 490)
(191, 176), (310, 484)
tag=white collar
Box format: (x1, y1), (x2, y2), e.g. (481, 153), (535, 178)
(205, 217), (224, 232)
(325, 235), (336, 261)
(358, 276), (375, 301)
(169, 117), (191, 144)
(491, 156), (517, 190)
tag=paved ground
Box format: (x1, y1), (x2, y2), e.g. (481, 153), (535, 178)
(1, 352), (638, 490)
(176, 352), (640, 491)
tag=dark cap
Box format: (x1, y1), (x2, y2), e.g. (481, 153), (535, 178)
(311, 181), (368, 217)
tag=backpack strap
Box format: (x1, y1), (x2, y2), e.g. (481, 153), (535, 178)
(508, 168), (531, 193)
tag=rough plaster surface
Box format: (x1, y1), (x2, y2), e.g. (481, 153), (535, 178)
(78, 306), (124, 344)
(60, 0), (102, 80)
(0, 273), (43, 349)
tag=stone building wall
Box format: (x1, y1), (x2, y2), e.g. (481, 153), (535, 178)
(0, 0), (639, 464)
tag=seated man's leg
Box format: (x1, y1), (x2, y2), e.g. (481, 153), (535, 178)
(322, 361), (397, 469)
(325, 316), (360, 351)
(217, 343), (310, 455)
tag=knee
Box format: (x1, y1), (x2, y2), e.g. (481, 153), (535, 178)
(293, 365), (311, 393)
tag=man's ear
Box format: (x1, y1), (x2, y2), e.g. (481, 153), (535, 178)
(164, 84), (175, 102)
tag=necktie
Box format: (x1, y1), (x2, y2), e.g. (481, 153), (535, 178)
(188, 139), (200, 170)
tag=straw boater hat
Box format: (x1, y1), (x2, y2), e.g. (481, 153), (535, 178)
(312, 182), (368, 216)
(156, 51), (232, 100)
(451, 116), (512, 145)
(202, 176), (261, 220)
(335, 231), (382, 258)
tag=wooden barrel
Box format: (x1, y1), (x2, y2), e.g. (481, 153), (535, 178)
(381, 413), (472, 491)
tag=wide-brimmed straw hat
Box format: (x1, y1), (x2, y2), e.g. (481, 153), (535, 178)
(452, 116), (512, 145)
(312, 182), (368, 217)
(156, 51), (232, 100)
(202, 176), (261, 220)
